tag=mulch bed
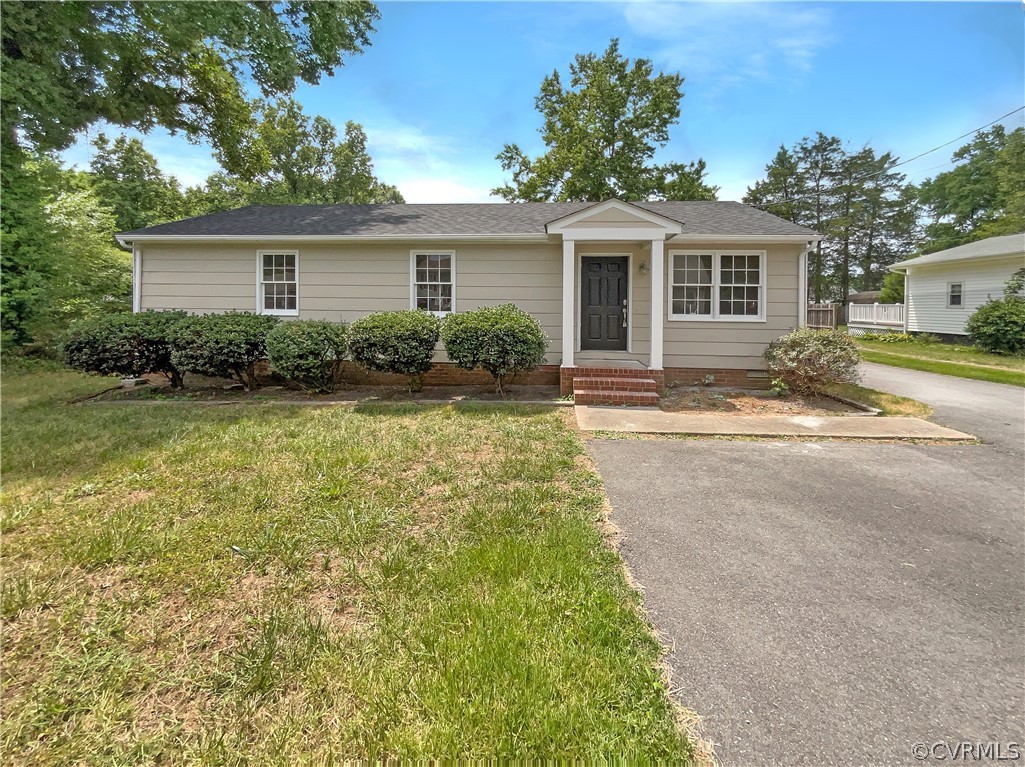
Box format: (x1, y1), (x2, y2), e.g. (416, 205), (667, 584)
(660, 386), (857, 416)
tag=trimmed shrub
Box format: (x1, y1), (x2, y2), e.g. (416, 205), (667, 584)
(764, 327), (860, 395)
(63, 311), (188, 387)
(348, 310), (441, 391)
(441, 304), (548, 393)
(266, 320), (348, 393)
(170, 312), (278, 390)
(966, 297), (1025, 356)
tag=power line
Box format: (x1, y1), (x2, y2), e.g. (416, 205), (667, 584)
(750, 105), (1025, 208)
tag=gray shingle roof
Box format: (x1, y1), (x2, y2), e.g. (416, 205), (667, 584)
(889, 232), (1025, 270)
(120, 201), (819, 239)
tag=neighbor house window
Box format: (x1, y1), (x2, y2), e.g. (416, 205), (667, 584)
(669, 251), (765, 321)
(259, 251), (298, 316)
(947, 282), (963, 308)
(412, 251), (454, 314)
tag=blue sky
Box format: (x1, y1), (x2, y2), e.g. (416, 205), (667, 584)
(63, 1), (1025, 203)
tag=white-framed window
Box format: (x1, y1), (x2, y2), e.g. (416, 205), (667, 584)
(669, 250), (766, 321)
(411, 250), (454, 315)
(947, 282), (964, 308)
(258, 251), (299, 316)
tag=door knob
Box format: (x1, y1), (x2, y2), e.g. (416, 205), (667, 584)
(622, 299), (628, 327)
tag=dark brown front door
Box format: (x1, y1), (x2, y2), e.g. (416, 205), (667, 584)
(581, 256), (629, 351)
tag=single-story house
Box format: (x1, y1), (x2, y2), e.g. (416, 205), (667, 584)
(116, 198), (821, 403)
(888, 232), (1025, 339)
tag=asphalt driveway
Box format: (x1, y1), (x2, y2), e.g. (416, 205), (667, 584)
(590, 367), (1024, 765)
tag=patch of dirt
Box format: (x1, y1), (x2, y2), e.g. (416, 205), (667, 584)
(92, 376), (562, 404)
(660, 387), (856, 416)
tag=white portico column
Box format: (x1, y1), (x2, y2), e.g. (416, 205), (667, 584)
(562, 237), (575, 367)
(649, 237), (664, 370)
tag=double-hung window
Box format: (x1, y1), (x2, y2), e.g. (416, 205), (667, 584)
(259, 251), (298, 316)
(412, 251), (454, 315)
(669, 250), (765, 321)
(947, 282), (963, 308)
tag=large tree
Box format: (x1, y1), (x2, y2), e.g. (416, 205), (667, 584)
(1, 0), (378, 346)
(1, 1), (379, 162)
(745, 134), (918, 302)
(918, 125), (1025, 251)
(493, 39), (716, 202)
(185, 97), (403, 214)
(90, 134), (187, 232)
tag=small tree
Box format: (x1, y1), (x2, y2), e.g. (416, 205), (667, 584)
(347, 310), (441, 392)
(170, 313), (278, 390)
(63, 311), (187, 387)
(266, 320), (348, 393)
(878, 271), (905, 304)
(441, 304), (548, 394)
(764, 328), (861, 395)
(966, 271), (1025, 355)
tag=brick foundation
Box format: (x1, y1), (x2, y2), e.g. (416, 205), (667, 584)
(335, 361), (560, 387)
(663, 367), (771, 389)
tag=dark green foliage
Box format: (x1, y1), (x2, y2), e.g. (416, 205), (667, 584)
(170, 313), (279, 390)
(764, 328), (861, 395)
(63, 311), (187, 387)
(918, 126), (1025, 251)
(493, 39), (716, 202)
(266, 320), (348, 393)
(441, 304), (549, 393)
(966, 297), (1025, 356)
(347, 311), (441, 391)
(90, 134), (187, 232)
(878, 270), (905, 304)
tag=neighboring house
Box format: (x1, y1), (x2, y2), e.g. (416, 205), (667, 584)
(117, 198), (820, 402)
(888, 233), (1025, 339)
(844, 289), (882, 325)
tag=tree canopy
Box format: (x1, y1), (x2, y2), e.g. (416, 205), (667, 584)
(1, 1), (379, 169)
(918, 126), (1025, 251)
(745, 133), (920, 302)
(493, 39), (716, 202)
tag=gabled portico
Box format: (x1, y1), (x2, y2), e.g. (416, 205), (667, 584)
(546, 199), (682, 400)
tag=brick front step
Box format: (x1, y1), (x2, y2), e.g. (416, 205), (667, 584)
(573, 389), (661, 406)
(572, 376), (659, 393)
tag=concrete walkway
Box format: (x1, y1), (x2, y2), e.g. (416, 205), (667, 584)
(575, 405), (975, 439)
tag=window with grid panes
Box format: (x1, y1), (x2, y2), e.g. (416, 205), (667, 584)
(413, 252), (453, 314)
(260, 252), (298, 315)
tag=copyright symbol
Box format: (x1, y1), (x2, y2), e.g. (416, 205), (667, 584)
(912, 742), (929, 761)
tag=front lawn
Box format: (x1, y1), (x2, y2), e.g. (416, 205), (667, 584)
(858, 338), (1025, 387)
(1, 366), (692, 763)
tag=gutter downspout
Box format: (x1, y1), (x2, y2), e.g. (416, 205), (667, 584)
(798, 242), (811, 327)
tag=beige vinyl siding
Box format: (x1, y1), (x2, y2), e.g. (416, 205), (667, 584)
(661, 242), (802, 369)
(906, 255), (1024, 335)
(139, 238), (803, 370)
(139, 242), (565, 364)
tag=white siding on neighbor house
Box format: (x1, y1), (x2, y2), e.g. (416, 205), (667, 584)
(138, 238), (803, 370)
(905, 255), (1024, 335)
(662, 242), (802, 369)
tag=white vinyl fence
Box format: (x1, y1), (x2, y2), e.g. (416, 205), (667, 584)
(847, 303), (905, 336)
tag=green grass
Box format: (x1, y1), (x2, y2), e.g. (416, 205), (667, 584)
(823, 382), (933, 417)
(0, 366), (692, 764)
(859, 340), (1025, 387)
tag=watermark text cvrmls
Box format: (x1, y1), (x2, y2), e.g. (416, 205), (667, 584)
(911, 741), (1022, 761)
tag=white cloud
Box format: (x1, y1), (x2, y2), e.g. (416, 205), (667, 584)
(363, 118), (500, 202)
(395, 178), (497, 204)
(623, 2), (833, 91)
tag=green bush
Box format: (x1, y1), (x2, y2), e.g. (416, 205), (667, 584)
(764, 327), (861, 395)
(169, 312), (279, 390)
(348, 310), (441, 392)
(441, 304), (548, 393)
(966, 297), (1025, 356)
(266, 320), (348, 393)
(63, 311), (188, 387)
